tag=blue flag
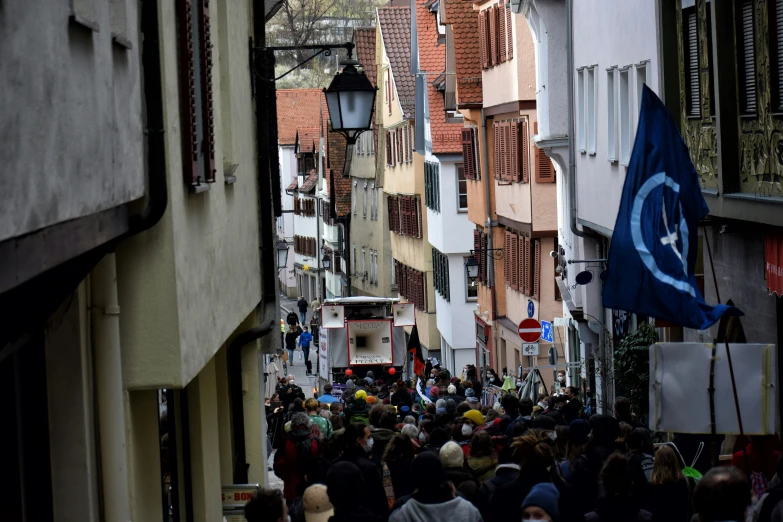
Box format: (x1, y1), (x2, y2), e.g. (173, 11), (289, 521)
(602, 85), (742, 330)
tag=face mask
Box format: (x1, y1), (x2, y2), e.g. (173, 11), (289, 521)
(364, 437), (374, 451)
(419, 432), (428, 443)
(489, 377), (495, 382)
(557, 376), (565, 382)
(461, 424), (474, 437)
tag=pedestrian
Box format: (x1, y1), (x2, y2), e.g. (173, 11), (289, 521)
(345, 389), (371, 425)
(334, 423), (389, 521)
(560, 418), (590, 481)
(285, 328), (297, 364)
(550, 369), (567, 396)
(310, 297), (321, 313)
(370, 409), (398, 468)
(306, 398), (333, 440)
(476, 445), (520, 519)
(297, 296), (309, 324)
(522, 483), (561, 522)
(389, 452), (483, 522)
(302, 484), (333, 522)
(732, 435), (781, 500)
(281, 376), (306, 410)
(298, 326), (313, 371)
(694, 466), (751, 522)
(382, 433), (416, 506)
(614, 396), (638, 427)
(627, 428), (655, 484)
(468, 431), (498, 482)
(584, 453), (652, 522)
(646, 445), (694, 522)
(464, 388), (481, 409)
(245, 488), (288, 522)
(485, 369), (500, 387)
(316, 383), (339, 404)
(287, 309), (300, 329)
(391, 381), (414, 408)
(561, 386), (583, 425)
(273, 413), (323, 505)
(751, 455), (783, 522)
(440, 441), (477, 490)
(326, 461), (384, 522)
(288, 458), (332, 522)
(281, 319), (286, 348)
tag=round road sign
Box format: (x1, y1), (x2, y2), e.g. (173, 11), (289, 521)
(518, 318), (542, 343)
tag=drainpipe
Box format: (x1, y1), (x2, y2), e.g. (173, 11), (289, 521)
(480, 109), (497, 319)
(91, 253), (131, 522)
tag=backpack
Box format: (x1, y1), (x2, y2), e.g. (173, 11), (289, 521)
(639, 454), (654, 482)
(351, 412), (370, 425)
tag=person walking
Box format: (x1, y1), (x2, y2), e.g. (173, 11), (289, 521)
(281, 319), (286, 348)
(646, 445), (693, 522)
(306, 398), (333, 440)
(245, 488), (288, 522)
(344, 390), (371, 425)
(522, 483), (561, 522)
(440, 441), (476, 490)
(467, 431), (497, 482)
(584, 453), (652, 522)
(389, 452), (483, 522)
(273, 413), (323, 505)
(285, 328), (297, 365)
(326, 461), (385, 522)
(297, 296), (309, 324)
(381, 434), (416, 507)
(316, 383), (339, 404)
(334, 423), (389, 521)
(298, 326), (313, 373)
(287, 309), (300, 329)
(694, 467), (752, 522)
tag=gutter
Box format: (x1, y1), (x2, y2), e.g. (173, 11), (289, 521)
(480, 109), (497, 319)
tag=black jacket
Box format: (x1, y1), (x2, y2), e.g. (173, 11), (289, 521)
(297, 298), (308, 312)
(444, 466), (477, 491)
(391, 389), (413, 408)
(585, 497), (653, 522)
(568, 442), (626, 515)
(287, 311), (299, 326)
(646, 479), (694, 522)
(336, 448), (389, 521)
(285, 331), (298, 350)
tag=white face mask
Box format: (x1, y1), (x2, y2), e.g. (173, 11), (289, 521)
(419, 432), (428, 443)
(364, 437), (374, 451)
(557, 375), (565, 383)
(461, 424), (474, 437)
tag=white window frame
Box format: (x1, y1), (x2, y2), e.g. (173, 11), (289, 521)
(607, 67), (618, 163)
(352, 181), (357, 214)
(456, 164), (468, 212)
(362, 248), (366, 279)
(353, 245), (357, 275)
(635, 60), (649, 134)
(619, 66), (631, 166)
(577, 67), (586, 153)
(363, 182), (368, 218)
(586, 65), (597, 155)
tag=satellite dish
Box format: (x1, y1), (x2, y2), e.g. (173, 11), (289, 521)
(575, 271), (593, 285)
(588, 319), (603, 334)
(392, 303), (416, 327)
(321, 305), (345, 329)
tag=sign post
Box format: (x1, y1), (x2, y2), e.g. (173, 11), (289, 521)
(518, 318), (542, 343)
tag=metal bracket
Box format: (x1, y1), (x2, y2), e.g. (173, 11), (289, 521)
(252, 42), (355, 82)
(470, 248), (505, 260)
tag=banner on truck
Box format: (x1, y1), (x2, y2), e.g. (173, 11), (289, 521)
(319, 327), (329, 379)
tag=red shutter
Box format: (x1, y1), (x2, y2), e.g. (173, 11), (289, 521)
(535, 146), (555, 183)
(407, 125), (413, 162)
(510, 233), (519, 290)
(504, 230), (512, 286)
(517, 234), (524, 295)
(177, 0), (199, 185)
(499, 1), (507, 63)
(533, 239), (541, 300)
(473, 229), (481, 282)
(480, 232), (488, 284)
(502, 122), (511, 181)
(386, 131), (392, 165)
(398, 128), (403, 164)
(479, 12), (488, 69)
(421, 270), (428, 312)
(489, 7), (497, 67)
(415, 197), (422, 237)
(462, 128), (477, 180)
(197, 0), (216, 182)
(506, 4), (513, 60)
(524, 236), (532, 295)
(520, 120), (529, 182)
(493, 123), (500, 180)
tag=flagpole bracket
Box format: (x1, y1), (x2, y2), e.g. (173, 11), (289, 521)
(470, 248), (505, 260)
(567, 258), (607, 265)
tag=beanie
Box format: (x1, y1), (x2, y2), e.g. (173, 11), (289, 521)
(464, 388), (476, 398)
(366, 395), (377, 405)
(430, 387), (440, 398)
(382, 397), (390, 405)
(589, 414), (620, 444)
(366, 371), (375, 380)
(439, 441), (464, 468)
(354, 390), (367, 401)
(436, 399), (446, 410)
(400, 405), (411, 414)
(568, 419), (591, 445)
(447, 384), (457, 395)
(412, 452), (446, 492)
(521, 483), (560, 522)
(462, 409), (485, 426)
(345, 379), (355, 390)
(532, 414), (556, 430)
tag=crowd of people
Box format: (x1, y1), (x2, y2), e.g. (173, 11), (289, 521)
(253, 364), (783, 522)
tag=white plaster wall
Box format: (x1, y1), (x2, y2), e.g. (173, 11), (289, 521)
(279, 146), (296, 291)
(0, 0), (145, 242)
(427, 157), (474, 255)
(293, 193), (319, 268)
(572, 0), (660, 232)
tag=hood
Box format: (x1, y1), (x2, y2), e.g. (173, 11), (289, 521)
(392, 496), (476, 522)
(347, 399), (368, 411)
(468, 456), (498, 474)
(370, 428), (396, 442)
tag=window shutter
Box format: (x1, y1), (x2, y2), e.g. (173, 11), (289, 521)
(506, 5), (513, 60)
(508, 122), (519, 182)
(197, 0), (216, 183)
(533, 239), (541, 300)
(493, 123), (501, 180)
(407, 125), (413, 162)
(520, 120), (529, 182)
(462, 128), (477, 180)
(504, 231), (512, 286)
(683, 9), (700, 118)
(503, 122), (513, 181)
(510, 233), (519, 290)
(517, 234), (525, 295)
(480, 232), (488, 284)
(415, 197), (422, 237)
(535, 146), (555, 183)
(473, 229), (481, 278)
(396, 128), (401, 164)
(479, 12), (488, 69)
(739, 0), (756, 114)
(489, 6), (497, 67)
(422, 270), (428, 311)
(386, 131), (392, 165)
(499, 1), (507, 63)
(177, 0), (199, 185)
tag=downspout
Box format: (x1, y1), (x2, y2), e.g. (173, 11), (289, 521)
(480, 109), (497, 319)
(566, 0), (587, 241)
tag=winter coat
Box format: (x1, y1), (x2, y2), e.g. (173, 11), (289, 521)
(345, 399), (371, 425)
(336, 447), (389, 521)
(646, 479), (693, 522)
(286, 311), (299, 326)
(385, 457), (414, 500)
(389, 496), (482, 522)
(477, 464), (519, 520)
(487, 465), (551, 522)
(285, 331), (298, 350)
(370, 428), (397, 468)
(329, 507), (385, 522)
(273, 433), (322, 500)
(444, 466), (477, 491)
(585, 497), (653, 522)
(753, 474), (783, 522)
(391, 389), (413, 408)
(568, 442), (626, 515)
(297, 298), (309, 312)
(467, 456), (498, 482)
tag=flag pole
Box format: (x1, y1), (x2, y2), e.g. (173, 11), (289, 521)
(702, 226), (748, 472)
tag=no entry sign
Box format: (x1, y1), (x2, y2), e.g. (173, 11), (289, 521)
(518, 318), (541, 343)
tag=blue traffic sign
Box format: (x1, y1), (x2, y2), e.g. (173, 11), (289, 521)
(540, 320), (553, 343)
(527, 301), (535, 318)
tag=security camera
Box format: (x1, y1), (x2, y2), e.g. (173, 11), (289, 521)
(549, 250), (558, 258)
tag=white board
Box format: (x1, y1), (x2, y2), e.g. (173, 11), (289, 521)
(347, 320), (393, 365)
(319, 327), (329, 379)
(649, 343), (778, 434)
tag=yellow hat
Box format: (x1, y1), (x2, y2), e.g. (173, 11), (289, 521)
(355, 390), (367, 401)
(462, 409), (485, 426)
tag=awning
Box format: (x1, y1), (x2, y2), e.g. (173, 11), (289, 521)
(765, 231), (783, 296)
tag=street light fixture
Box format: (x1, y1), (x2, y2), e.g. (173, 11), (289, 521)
(322, 253), (331, 270)
(275, 239), (289, 271)
(323, 46), (377, 145)
(465, 257), (480, 282)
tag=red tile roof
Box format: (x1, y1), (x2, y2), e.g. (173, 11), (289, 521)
(416, 0), (463, 153)
(299, 169), (319, 193)
(295, 127), (320, 153)
(286, 177), (299, 191)
(378, 7), (416, 119)
(276, 89), (325, 145)
(326, 128), (353, 217)
(445, 0), (482, 106)
(354, 28), (378, 88)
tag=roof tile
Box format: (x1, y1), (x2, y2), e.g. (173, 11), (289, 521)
(354, 28), (378, 88)
(326, 128), (353, 217)
(444, 0), (482, 106)
(299, 169), (319, 193)
(295, 127), (321, 153)
(276, 89), (325, 145)
(378, 7), (416, 118)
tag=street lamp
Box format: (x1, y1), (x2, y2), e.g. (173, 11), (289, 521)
(275, 239), (289, 272)
(322, 253), (331, 270)
(323, 47), (377, 145)
(465, 257), (480, 282)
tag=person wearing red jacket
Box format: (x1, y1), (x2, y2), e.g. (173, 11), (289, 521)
(273, 413), (323, 504)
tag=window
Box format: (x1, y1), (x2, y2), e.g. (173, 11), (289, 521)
(353, 246), (357, 275)
(432, 247), (450, 302)
(577, 68), (586, 152)
(362, 248), (366, 279)
(683, 5), (701, 118)
(176, 0), (216, 187)
(352, 181), (357, 214)
(737, 0), (757, 114)
(607, 67), (617, 162)
(464, 257), (478, 301)
(457, 164), (468, 211)
(534, 143), (555, 183)
(586, 66), (596, 154)
(473, 229), (490, 286)
(388, 195), (422, 237)
(635, 61), (648, 132)
(391, 258), (397, 287)
(394, 260), (428, 311)
(461, 128), (480, 180)
(425, 162), (441, 212)
(363, 182), (367, 218)
(771, 0), (783, 111)
(619, 67), (631, 165)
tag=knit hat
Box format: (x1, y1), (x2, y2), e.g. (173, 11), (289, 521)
(589, 414), (620, 444)
(436, 407), (447, 414)
(382, 397), (390, 405)
(439, 441), (464, 468)
(436, 399), (446, 410)
(521, 483), (560, 522)
(366, 371), (375, 380)
(411, 452), (446, 492)
(365, 377), (374, 386)
(462, 409), (485, 426)
(354, 390), (367, 401)
(466, 396), (480, 404)
(533, 415), (556, 430)
(465, 388), (476, 398)
(568, 419), (591, 445)
(345, 379), (355, 390)
(400, 405), (411, 414)
(447, 384), (457, 395)
(303, 484), (334, 522)
(430, 387), (440, 398)
(366, 395), (377, 405)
